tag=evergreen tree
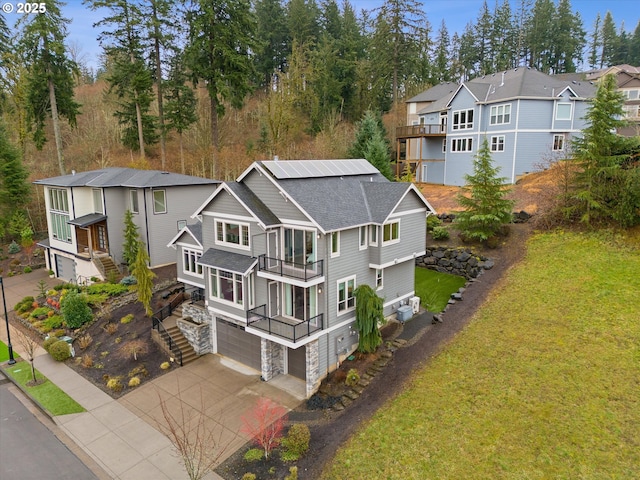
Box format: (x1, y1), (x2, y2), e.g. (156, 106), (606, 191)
(353, 284), (383, 354)
(363, 131), (394, 180)
(526, 0), (555, 72)
(122, 209), (140, 267)
(599, 11), (617, 68)
(0, 122), (31, 236)
(287, 0), (321, 47)
(336, 1), (365, 121)
(254, 0), (290, 88)
(18, 0), (80, 175)
(349, 110), (389, 159)
(455, 138), (515, 242)
(88, 0), (158, 157)
(570, 74), (639, 227)
(311, 34), (343, 130)
(629, 21), (640, 65)
(432, 20), (451, 83)
(131, 239), (156, 316)
(184, 0), (258, 176)
(164, 52), (197, 174)
(492, 0), (518, 72)
(551, 0), (585, 73)
(475, 1), (494, 75)
(588, 13), (601, 69)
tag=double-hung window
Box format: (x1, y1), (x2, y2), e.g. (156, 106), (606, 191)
(337, 276), (356, 314)
(93, 189), (104, 214)
(359, 226), (368, 250)
(490, 104), (511, 125)
(130, 189), (139, 214)
(452, 109), (474, 130)
(216, 221), (250, 249)
(369, 225), (378, 246)
(209, 268), (243, 306)
(183, 249), (203, 276)
(490, 135), (505, 152)
(49, 188), (71, 243)
(376, 269), (383, 290)
(382, 221), (399, 244)
(331, 232), (340, 257)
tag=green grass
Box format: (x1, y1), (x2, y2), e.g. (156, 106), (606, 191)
(0, 340), (20, 362)
(415, 267), (466, 312)
(4, 363), (85, 416)
(324, 231), (640, 479)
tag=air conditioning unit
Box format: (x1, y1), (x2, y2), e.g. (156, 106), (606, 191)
(410, 296), (420, 314)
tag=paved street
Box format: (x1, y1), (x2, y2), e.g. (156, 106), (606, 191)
(0, 377), (98, 480)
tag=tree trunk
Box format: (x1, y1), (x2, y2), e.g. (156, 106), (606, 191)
(48, 78), (66, 175)
(152, 3), (166, 169)
(179, 131), (185, 174)
(135, 99), (145, 159)
(210, 95), (218, 178)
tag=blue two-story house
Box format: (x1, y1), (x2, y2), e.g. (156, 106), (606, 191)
(398, 67), (597, 186)
(168, 159), (435, 398)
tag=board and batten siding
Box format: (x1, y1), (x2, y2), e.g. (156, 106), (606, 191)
(242, 169), (309, 223)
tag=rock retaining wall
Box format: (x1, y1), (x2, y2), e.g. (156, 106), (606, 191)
(177, 318), (211, 355)
(416, 247), (494, 280)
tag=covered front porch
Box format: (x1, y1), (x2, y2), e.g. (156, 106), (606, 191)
(68, 213), (109, 258)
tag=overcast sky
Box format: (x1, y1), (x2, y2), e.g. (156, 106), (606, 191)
(4, 0), (639, 72)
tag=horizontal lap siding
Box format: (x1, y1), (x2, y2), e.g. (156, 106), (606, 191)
(378, 262), (415, 316)
(243, 170), (309, 222)
(379, 212), (426, 266)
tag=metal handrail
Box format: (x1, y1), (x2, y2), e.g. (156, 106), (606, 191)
(247, 304), (323, 342)
(257, 254), (323, 281)
(151, 292), (185, 366)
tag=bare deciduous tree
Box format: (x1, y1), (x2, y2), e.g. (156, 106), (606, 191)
(15, 329), (40, 385)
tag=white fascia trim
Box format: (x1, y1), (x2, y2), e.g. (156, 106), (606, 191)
(383, 290), (415, 308)
(382, 185), (436, 224)
(388, 207), (428, 218)
(246, 315), (357, 349)
(177, 277), (205, 289)
(369, 251), (426, 269)
(174, 241), (203, 252)
(446, 83), (479, 108)
(280, 218), (317, 228)
(191, 183), (226, 218)
(256, 271), (325, 288)
(202, 211), (255, 222)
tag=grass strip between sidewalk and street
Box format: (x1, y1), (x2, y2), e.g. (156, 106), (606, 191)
(324, 231), (640, 479)
(0, 340), (19, 362)
(2, 361), (85, 416)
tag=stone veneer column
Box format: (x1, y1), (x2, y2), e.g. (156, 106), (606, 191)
(261, 338), (285, 381)
(306, 340), (321, 398)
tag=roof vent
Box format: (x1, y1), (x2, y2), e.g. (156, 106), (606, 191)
(71, 170), (76, 175)
(274, 155), (279, 162)
(161, 171), (169, 174)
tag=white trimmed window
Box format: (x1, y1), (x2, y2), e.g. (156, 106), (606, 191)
(369, 225), (378, 246)
(153, 190), (166, 214)
(331, 232), (340, 257)
(215, 221), (250, 249)
(93, 189), (104, 214)
(130, 189), (139, 214)
(209, 268), (243, 306)
(553, 134), (565, 151)
(442, 138), (446, 153)
(490, 104), (511, 125)
(490, 135), (505, 152)
(451, 138), (473, 152)
(359, 226), (368, 250)
(49, 188), (71, 243)
(337, 276), (356, 315)
(452, 108), (474, 130)
(376, 269), (383, 290)
(382, 221), (400, 244)
(183, 249), (203, 276)
(555, 103), (572, 121)
(623, 105), (640, 119)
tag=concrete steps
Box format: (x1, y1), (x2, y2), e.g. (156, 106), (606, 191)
(95, 256), (120, 279)
(162, 324), (198, 365)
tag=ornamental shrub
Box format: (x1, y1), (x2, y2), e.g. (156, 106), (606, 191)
(243, 448), (264, 463)
(106, 377), (123, 392)
(280, 423), (310, 461)
(43, 336), (61, 352)
(60, 290), (93, 328)
(8, 240), (20, 254)
(426, 215), (442, 232)
(49, 340), (71, 361)
(345, 368), (360, 387)
(119, 275), (137, 286)
(128, 377), (141, 388)
(431, 226), (450, 240)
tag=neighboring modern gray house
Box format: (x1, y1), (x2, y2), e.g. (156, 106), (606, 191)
(34, 168), (219, 282)
(168, 159), (435, 398)
(397, 67), (597, 186)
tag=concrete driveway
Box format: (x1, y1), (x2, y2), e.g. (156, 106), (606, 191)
(118, 354), (303, 465)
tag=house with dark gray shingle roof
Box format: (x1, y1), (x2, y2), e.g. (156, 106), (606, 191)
(398, 67), (597, 186)
(34, 168), (219, 282)
(167, 159), (435, 398)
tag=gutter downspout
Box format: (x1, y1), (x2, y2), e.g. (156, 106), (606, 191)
(143, 189), (151, 261)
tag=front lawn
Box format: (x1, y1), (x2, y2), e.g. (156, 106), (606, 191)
(324, 231), (640, 478)
(0, 340), (19, 362)
(415, 267), (466, 312)
(3, 362), (85, 416)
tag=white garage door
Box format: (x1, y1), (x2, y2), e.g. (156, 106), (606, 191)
(216, 318), (262, 371)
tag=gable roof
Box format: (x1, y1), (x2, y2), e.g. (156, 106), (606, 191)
(197, 248), (257, 275)
(167, 223), (203, 249)
(34, 167), (219, 189)
(406, 82), (458, 103)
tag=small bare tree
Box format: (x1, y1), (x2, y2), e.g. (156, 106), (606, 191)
(15, 329), (40, 386)
(155, 385), (235, 480)
(119, 340), (148, 361)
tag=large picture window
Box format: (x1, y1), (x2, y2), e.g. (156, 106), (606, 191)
(337, 276), (356, 314)
(183, 249), (203, 276)
(452, 108), (474, 130)
(215, 221), (250, 248)
(49, 188), (71, 243)
(209, 268), (244, 306)
(555, 103), (572, 121)
(490, 104), (511, 125)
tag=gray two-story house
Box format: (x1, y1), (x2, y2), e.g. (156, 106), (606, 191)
(398, 67), (597, 186)
(168, 159), (435, 398)
(34, 168), (219, 282)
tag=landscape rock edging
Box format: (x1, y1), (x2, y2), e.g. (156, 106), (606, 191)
(416, 246), (493, 280)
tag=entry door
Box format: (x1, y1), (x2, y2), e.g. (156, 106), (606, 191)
(96, 225), (107, 250)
